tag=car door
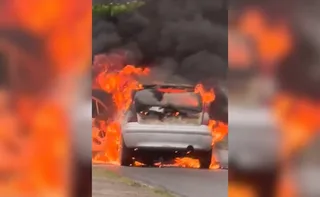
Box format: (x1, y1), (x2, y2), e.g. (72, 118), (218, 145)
(92, 96), (109, 152)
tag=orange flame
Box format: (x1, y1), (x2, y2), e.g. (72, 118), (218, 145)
(97, 65), (149, 111)
(93, 63), (227, 169)
(93, 65), (149, 164)
(232, 8), (293, 72)
(172, 84), (227, 169)
(273, 94), (320, 159)
(209, 120), (228, 145)
(195, 84), (215, 103)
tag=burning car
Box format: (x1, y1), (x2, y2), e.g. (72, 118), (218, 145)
(92, 88), (115, 153)
(119, 83), (213, 169)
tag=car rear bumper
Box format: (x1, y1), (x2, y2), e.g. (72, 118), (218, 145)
(122, 123), (212, 151)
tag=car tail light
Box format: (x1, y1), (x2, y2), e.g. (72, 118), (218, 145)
(128, 114), (138, 122)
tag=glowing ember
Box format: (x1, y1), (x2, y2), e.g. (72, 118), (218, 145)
(171, 157), (200, 168)
(133, 161), (144, 167)
(171, 157), (219, 169)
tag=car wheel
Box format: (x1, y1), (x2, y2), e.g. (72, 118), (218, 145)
(198, 150), (212, 169)
(120, 137), (134, 166)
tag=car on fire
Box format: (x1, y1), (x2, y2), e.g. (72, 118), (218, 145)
(92, 89), (115, 153)
(120, 84), (213, 169)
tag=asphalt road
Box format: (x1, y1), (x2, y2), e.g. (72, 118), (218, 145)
(98, 164), (228, 197)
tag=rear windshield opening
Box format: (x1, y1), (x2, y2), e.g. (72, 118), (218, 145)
(134, 89), (202, 109)
(133, 89), (203, 125)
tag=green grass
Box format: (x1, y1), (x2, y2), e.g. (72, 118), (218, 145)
(93, 167), (176, 197)
(93, 1), (146, 16)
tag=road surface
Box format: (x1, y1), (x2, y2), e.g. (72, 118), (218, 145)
(95, 164), (228, 197)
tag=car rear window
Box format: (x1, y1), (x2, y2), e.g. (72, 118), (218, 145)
(134, 89), (202, 111)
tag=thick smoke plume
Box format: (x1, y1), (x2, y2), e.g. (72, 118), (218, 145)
(93, 0), (227, 86)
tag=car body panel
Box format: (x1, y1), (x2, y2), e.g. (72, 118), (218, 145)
(121, 87), (213, 152)
(122, 122), (212, 151)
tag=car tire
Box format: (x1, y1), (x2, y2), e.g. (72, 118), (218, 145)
(120, 137), (134, 166)
(198, 150), (212, 169)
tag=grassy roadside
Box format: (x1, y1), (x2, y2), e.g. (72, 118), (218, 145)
(93, 167), (177, 197)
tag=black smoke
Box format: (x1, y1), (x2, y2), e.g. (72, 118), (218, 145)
(93, 0), (227, 85)
(93, 0), (228, 123)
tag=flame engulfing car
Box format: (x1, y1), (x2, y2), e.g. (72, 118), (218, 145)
(92, 89), (115, 153)
(120, 84), (213, 169)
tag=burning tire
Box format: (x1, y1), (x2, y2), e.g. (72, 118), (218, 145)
(120, 137), (134, 166)
(198, 149), (213, 169)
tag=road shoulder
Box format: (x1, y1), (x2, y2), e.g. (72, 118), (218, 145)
(93, 166), (177, 197)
